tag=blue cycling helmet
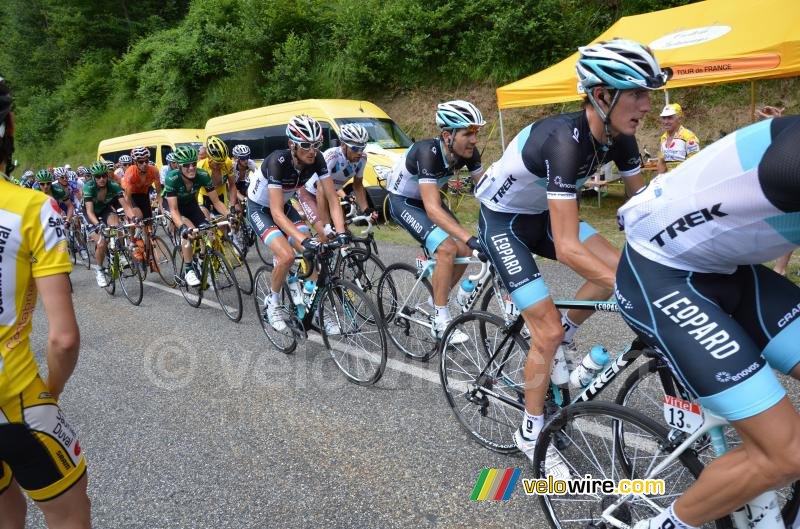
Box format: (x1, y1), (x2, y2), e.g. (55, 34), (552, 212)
(435, 100), (486, 130)
(576, 39), (670, 91)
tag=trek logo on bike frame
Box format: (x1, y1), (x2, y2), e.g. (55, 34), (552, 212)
(574, 353), (633, 402)
(652, 290), (740, 359)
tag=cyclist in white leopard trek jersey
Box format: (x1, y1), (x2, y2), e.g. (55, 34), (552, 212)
(386, 100), (486, 342)
(475, 39), (668, 474)
(297, 123), (378, 240)
(618, 115), (800, 529)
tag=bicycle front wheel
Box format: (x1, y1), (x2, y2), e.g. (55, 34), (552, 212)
(336, 247), (385, 307)
(439, 310), (528, 453)
(319, 279), (387, 385)
(118, 247), (144, 306)
(149, 235), (176, 288)
(209, 249), (243, 322)
(252, 265), (297, 354)
(534, 401), (730, 529)
(376, 263), (437, 361)
(103, 252), (116, 296)
(172, 246), (202, 307)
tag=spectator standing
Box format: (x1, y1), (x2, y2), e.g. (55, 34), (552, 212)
(657, 103), (700, 173)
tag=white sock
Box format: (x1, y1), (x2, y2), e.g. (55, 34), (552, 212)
(270, 291), (280, 305)
(649, 503), (699, 529)
(562, 313), (579, 343)
(521, 411), (544, 440)
(434, 305), (450, 323)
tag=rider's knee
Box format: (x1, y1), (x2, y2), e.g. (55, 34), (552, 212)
(435, 239), (457, 260)
(273, 245), (295, 268)
(523, 305), (564, 352)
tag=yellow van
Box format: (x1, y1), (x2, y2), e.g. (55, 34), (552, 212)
(97, 129), (204, 167)
(203, 99), (413, 212)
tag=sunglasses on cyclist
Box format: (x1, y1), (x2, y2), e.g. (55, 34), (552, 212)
(95, 174), (108, 179)
(181, 162), (197, 168)
(345, 143), (366, 153)
(135, 159), (148, 165)
(40, 182), (52, 187)
(295, 141), (322, 151)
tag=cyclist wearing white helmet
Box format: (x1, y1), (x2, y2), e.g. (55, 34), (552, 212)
(297, 123), (376, 238)
(247, 115), (347, 332)
(386, 99), (486, 342)
(231, 144), (256, 208)
(473, 39), (668, 472)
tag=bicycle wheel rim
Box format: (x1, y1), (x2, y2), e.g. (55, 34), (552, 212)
(535, 401), (728, 529)
(252, 265), (297, 354)
(336, 248), (385, 308)
(376, 263), (437, 361)
(117, 248), (144, 306)
(151, 236), (177, 287)
(439, 310), (527, 453)
(209, 250), (242, 322)
(221, 238), (253, 295)
(172, 246), (202, 307)
(104, 252), (115, 296)
(320, 279), (387, 385)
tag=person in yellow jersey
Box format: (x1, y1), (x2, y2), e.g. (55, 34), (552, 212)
(197, 136), (236, 219)
(656, 103), (700, 173)
(0, 76), (91, 528)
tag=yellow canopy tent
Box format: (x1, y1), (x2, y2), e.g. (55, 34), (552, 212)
(495, 0), (800, 146)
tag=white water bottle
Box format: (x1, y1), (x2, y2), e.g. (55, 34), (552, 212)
(732, 491), (783, 529)
(456, 279), (476, 308)
(287, 277), (304, 307)
(550, 346), (570, 386)
(569, 345), (610, 388)
(302, 280), (316, 304)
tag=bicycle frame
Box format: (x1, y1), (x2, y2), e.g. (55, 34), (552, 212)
(599, 409), (784, 529)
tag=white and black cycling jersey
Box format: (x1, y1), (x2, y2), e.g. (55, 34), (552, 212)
(247, 149), (329, 207)
(386, 138), (482, 200)
(619, 116), (800, 274)
(474, 110), (641, 214)
(304, 146), (366, 195)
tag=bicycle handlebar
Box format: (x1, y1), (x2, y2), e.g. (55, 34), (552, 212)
(467, 250), (490, 283)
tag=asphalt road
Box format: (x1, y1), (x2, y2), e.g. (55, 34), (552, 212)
(20, 238), (734, 528)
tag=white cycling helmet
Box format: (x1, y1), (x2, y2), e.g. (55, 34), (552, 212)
(435, 100), (486, 130)
(576, 39), (669, 92)
(165, 152), (176, 163)
(286, 115), (323, 144)
(339, 124), (369, 145)
(118, 154), (132, 165)
(131, 146), (150, 161)
(232, 144), (251, 158)
(53, 166), (67, 178)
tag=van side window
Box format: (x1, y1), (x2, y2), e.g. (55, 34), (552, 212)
(161, 145), (172, 165)
(218, 122), (335, 162)
(99, 146), (156, 164)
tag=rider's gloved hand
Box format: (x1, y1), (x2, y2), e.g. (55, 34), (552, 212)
(301, 237), (320, 252)
(466, 236), (483, 253)
(180, 225), (191, 240)
(336, 231), (352, 245)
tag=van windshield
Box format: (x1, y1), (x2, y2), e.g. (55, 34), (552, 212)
(176, 142), (203, 150)
(335, 118), (412, 150)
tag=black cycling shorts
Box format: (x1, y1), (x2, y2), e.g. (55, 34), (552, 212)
(478, 205), (597, 311)
(387, 193), (457, 254)
(176, 200), (207, 228)
(246, 198), (308, 246)
(131, 193), (152, 219)
(615, 244), (800, 421)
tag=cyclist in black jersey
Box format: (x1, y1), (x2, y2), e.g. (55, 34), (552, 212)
(386, 100), (486, 340)
(485, 39), (671, 471)
(246, 115), (347, 332)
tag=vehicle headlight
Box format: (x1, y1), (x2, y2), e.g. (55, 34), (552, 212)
(373, 165), (392, 184)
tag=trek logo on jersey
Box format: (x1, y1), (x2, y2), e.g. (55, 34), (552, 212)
(489, 234), (522, 275)
(652, 290), (740, 359)
(649, 203), (728, 247)
(489, 174), (517, 204)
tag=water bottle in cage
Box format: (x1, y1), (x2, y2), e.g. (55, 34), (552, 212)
(569, 345), (610, 388)
(456, 279), (475, 308)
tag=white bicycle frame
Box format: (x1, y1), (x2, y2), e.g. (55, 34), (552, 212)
(601, 409), (784, 529)
(394, 250), (492, 331)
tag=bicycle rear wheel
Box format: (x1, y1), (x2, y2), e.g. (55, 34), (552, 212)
(209, 249), (243, 322)
(439, 310), (528, 453)
(118, 247), (144, 306)
(376, 262), (437, 361)
(318, 279), (387, 385)
(220, 237), (253, 295)
(252, 265), (297, 354)
(149, 235), (176, 287)
(535, 401), (731, 529)
(172, 246), (202, 307)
